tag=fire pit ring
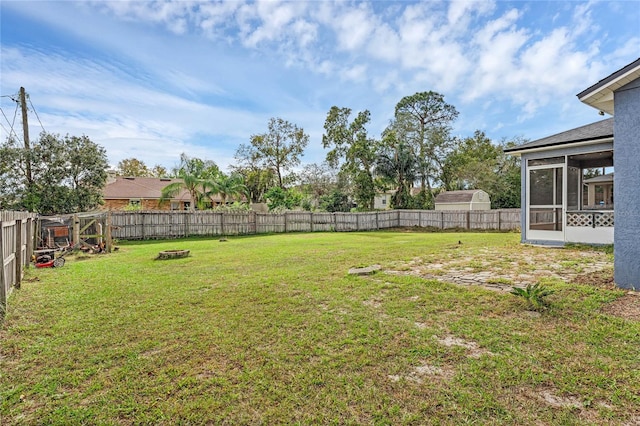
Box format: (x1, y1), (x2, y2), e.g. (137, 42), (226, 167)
(157, 249), (190, 260)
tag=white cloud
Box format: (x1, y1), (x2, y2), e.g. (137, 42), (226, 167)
(341, 64), (368, 82)
(3, 0), (639, 171)
(327, 3), (376, 52)
(448, 0), (495, 28)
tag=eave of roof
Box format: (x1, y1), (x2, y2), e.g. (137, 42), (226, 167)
(584, 173), (614, 184)
(503, 118), (613, 155)
(577, 58), (640, 115)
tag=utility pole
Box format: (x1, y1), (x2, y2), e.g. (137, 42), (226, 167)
(19, 87), (33, 186)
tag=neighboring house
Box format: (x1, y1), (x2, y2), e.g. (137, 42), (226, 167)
(505, 57), (640, 290)
(374, 190), (394, 210)
(434, 190), (491, 211)
(103, 176), (200, 210)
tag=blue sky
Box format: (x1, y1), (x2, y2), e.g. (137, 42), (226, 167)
(1, 1), (639, 173)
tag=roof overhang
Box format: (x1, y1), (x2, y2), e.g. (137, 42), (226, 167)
(504, 136), (613, 156)
(577, 58), (640, 115)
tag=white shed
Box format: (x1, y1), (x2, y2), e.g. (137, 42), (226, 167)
(434, 190), (491, 211)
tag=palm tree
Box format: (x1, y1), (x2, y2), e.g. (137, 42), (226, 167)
(160, 154), (223, 211)
(205, 173), (248, 206)
(160, 173), (205, 211)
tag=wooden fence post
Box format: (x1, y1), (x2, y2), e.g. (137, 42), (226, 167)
(0, 220), (7, 317)
(251, 211), (257, 235)
(310, 212), (314, 232)
(14, 220), (22, 290)
(26, 218), (33, 268)
(497, 210), (501, 230)
(284, 212), (288, 233)
(220, 212), (225, 236)
(440, 211), (444, 229)
(73, 215), (80, 246)
(466, 211), (471, 230)
(105, 212), (112, 253)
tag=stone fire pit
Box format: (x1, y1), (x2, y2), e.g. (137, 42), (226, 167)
(156, 249), (190, 260)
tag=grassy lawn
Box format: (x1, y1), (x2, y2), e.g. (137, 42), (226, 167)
(1, 231), (638, 425)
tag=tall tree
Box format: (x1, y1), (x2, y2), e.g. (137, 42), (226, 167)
(162, 154), (221, 211)
(442, 131), (502, 191)
(376, 121), (418, 209)
(170, 153), (221, 181)
(231, 145), (277, 203)
(394, 91), (458, 207)
(0, 132), (108, 214)
(492, 139), (521, 209)
(0, 138), (23, 209)
(117, 158), (150, 177)
(150, 164), (169, 178)
(204, 173), (248, 206)
(237, 117), (309, 189)
(298, 162), (338, 200)
(322, 107), (378, 210)
(442, 132), (522, 208)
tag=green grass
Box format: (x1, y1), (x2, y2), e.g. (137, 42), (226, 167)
(1, 232), (638, 425)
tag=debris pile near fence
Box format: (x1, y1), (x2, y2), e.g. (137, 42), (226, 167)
(110, 209), (521, 240)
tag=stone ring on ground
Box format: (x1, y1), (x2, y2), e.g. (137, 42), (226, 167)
(157, 250), (190, 260)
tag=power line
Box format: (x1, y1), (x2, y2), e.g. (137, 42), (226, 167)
(0, 121), (12, 138)
(28, 97), (47, 133)
(0, 103), (22, 141)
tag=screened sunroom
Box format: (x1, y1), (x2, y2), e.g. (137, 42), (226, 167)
(505, 119), (614, 245)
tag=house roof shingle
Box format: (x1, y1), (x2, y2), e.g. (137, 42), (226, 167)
(503, 118), (613, 154)
(103, 177), (191, 201)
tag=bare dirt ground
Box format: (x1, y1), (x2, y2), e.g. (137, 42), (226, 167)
(385, 243), (639, 321)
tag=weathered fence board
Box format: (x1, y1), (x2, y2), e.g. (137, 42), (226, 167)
(256, 213), (285, 234)
(109, 209), (521, 240)
(311, 212), (335, 232)
(1, 211), (36, 317)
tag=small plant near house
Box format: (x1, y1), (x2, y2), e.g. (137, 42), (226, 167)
(510, 283), (554, 311)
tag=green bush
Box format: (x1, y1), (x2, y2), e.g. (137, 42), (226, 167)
(510, 283), (554, 311)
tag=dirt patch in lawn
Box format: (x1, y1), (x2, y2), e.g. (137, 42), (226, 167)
(386, 244), (612, 292)
(388, 362), (455, 384)
(601, 293), (640, 321)
(385, 244), (640, 322)
(571, 267), (640, 321)
(433, 334), (494, 358)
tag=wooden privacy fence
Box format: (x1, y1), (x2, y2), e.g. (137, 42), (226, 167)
(1, 211), (37, 317)
(110, 209), (521, 240)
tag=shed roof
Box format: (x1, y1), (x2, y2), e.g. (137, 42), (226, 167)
(435, 190), (486, 204)
(103, 176), (192, 201)
(503, 118), (613, 155)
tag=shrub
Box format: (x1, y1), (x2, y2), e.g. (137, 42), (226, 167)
(510, 283), (554, 311)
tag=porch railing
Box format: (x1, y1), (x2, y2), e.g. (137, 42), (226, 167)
(566, 210), (614, 228)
